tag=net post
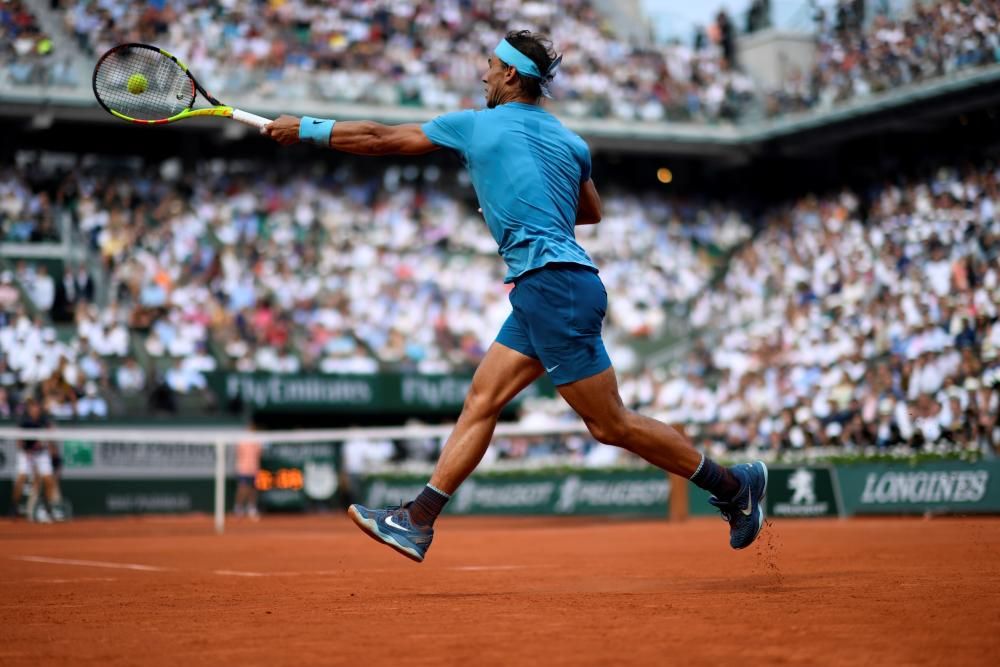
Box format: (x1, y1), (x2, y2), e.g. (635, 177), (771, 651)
(214, 439), (226, 535)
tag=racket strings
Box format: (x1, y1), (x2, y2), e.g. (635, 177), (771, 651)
(94, 47), (194, 121)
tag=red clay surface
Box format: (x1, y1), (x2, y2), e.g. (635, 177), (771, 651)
(1, 515), (998, 666)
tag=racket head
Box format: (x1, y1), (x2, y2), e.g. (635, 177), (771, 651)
(93, 43), (196, 124)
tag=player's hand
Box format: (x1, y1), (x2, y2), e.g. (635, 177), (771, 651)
(261, 115), (301, 145)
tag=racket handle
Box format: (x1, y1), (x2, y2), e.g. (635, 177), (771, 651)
(231, 109), (272, 129)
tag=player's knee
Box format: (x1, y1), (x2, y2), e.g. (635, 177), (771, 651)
(463, 382), (503, 416)
(586, 418), (629, 446)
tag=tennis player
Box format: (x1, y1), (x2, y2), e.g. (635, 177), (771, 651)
(11, 398), (59, 522)
(263, 30), (768, 562)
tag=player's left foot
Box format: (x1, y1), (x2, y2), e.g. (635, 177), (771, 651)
(709, 461), (768, 550)
(348, 503), (433, 563)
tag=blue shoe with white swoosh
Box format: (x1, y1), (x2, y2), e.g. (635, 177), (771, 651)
(708, 461), (768, 550)
(348, 503), (433, 563)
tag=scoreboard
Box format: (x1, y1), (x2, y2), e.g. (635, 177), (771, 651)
(255, 443), (339, 511)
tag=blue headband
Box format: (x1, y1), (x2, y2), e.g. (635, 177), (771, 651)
(495, 39), (542, 79)
(494, 38), (562, 98)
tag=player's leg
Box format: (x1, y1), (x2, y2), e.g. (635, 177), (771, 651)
(558, 367), (768, 549)
(41, 476), (60, 521)
(48, 445), (64, 506)
(26, 473), (44, 522)
(12, 450), (33, 518)
(247, 482), (260, 520)
(428, 342), (544, 494)
(11, 472), (26, 517)
(33, 451), (56, 522)
(556, 367), (704, 477)
(234, 480), (249, 516)
(520, 265), (767, 549)
(348, 323), (543, 562)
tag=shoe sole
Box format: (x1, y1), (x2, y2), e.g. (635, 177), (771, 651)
(347, 505), (425, 563)
(734, 461), (768, 550)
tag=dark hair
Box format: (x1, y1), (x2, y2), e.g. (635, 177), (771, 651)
(501, 30), (556, 99)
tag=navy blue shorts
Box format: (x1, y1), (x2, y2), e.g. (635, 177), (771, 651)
(496, 263), (612, 386)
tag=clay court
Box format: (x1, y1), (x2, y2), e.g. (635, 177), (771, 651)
(1, 515), (998, 666)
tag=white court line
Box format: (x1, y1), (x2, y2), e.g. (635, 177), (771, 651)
(215, 567), (534, 577)
(214, 570), (308, 577)
(215, 566), (536, 576)
(28, 577), (118, 584)
(12, 556), (168, 572)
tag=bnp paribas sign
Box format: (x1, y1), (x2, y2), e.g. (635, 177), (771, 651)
(839, 462), (1000, 514)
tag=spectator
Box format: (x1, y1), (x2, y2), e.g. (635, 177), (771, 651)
(52, 265), (93, 322)
(27, 264), (55, 313)
(0, 271), (19, 310)
(115, 357), (146, 394)
(165, 357), (206, 394)
(0, 386), (12, 419)
(77, 381), (108, 419)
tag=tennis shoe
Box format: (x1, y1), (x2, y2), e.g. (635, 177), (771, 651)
(708, 461), (768, 550)
(348, 503), (433, 563)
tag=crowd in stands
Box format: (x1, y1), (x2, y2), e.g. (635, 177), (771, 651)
(1, 169), (61, 243)
(767, 0), (1000, 116)
(519, 162), (999, 461)
(0, 154), (744, 421)
(88, 160), (738, 372)
(0, 0), (73, 87)
(3, 1), (995, 124)
(0, 304), (114, 421)
(57, 0), (754, 123)
(4, 150), (997, 460)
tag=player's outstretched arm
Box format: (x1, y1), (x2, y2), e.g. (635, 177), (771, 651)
(576, 179), (602, 225)
(262, 115), (438, 156)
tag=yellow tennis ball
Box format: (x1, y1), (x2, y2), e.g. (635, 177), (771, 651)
(127, 73), (148, 95)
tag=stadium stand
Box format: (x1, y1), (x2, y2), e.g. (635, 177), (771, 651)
(27, 0), (994, 124)
(1, 168), (60, 242)
(767, 0), (1000, 116)
(55, 0), (755, 122)
(2, 151), (996, 461)
(0, 0), (73, 87)
(583, 163), (1000, 455)
(0, 1), (997, 464)
(0, 155), (749, 422)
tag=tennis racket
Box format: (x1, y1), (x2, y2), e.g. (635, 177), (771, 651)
(92, 43), (271, 128)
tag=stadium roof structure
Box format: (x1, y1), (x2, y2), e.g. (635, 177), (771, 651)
(3, 62), (1000, 158)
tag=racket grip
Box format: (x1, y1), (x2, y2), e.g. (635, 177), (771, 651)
(232, 109), (272, 129)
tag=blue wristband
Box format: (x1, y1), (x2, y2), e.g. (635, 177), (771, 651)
(299, 116), (335, 147)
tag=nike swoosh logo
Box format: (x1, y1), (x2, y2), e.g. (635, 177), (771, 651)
(546, 364), (560, 373)
(312, 119), (324, 125)
(741, 485), (753, 516)
(385, 514), (407, 531)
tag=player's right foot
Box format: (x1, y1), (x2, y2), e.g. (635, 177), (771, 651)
(348, 503), (433, 563)
(708, 461), (768, 550)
